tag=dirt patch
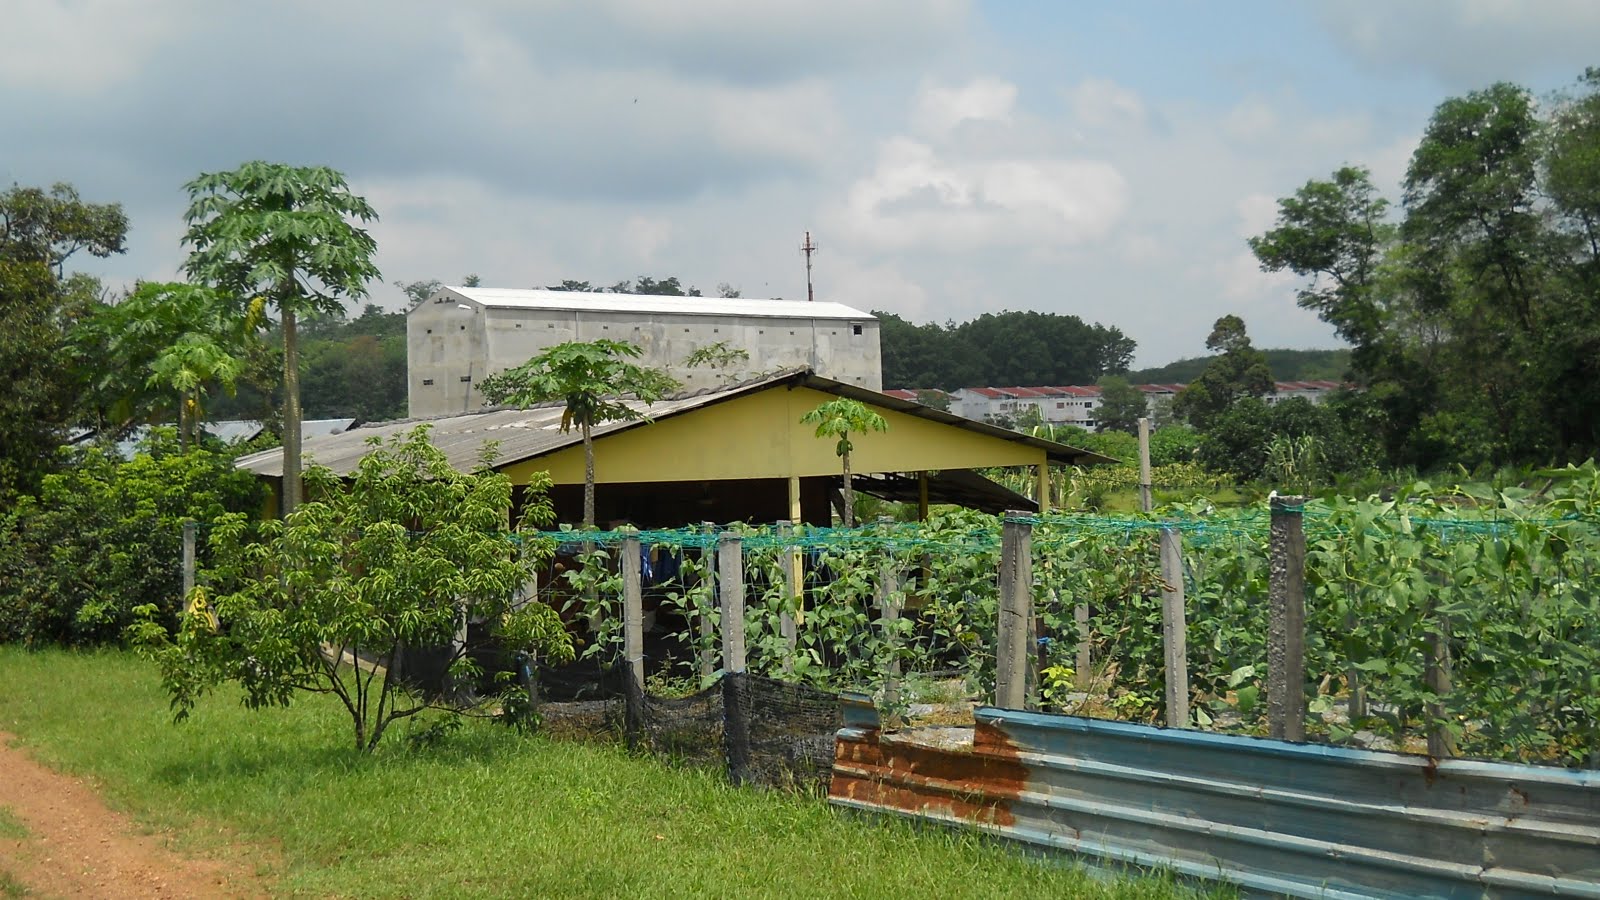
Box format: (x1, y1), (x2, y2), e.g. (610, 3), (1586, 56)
(0, 732), (269, 898)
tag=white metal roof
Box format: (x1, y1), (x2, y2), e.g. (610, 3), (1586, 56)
(435, 287), (874, 322)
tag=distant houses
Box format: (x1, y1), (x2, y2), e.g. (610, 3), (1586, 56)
(885, 381), (1344, 431)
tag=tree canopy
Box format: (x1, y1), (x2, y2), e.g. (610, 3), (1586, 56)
(800, 397), (888, 527)
(183, 161), (381, 514)
(478, 339), (679, 528)
(1251, 71), (1600, 469)
(0, 183), (127, 500)
(876, 310), (1134, 390)
(1170, 315), (1273, 431)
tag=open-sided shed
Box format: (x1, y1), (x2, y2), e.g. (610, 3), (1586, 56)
(235, 369), (1110, 526)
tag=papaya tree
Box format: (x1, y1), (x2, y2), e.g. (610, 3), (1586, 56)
(478, 339), (678, 529)
(801, 397), (888, 527)
(182, 162), (380, 515)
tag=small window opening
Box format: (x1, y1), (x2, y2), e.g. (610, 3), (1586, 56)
(852, 324), (863, 336)
(460, 375), (472, 383)
(422, 378), (434, 386)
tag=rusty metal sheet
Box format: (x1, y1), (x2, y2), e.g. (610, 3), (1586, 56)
(831, 703), (1600, 899)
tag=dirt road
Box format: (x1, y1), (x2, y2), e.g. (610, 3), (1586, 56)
(0, 732), (268, 898)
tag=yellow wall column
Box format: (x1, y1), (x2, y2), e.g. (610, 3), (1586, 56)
(1037, 455), (1051, 514)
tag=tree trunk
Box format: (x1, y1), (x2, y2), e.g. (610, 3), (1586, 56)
(282, 305), (303, 516)
(841, 448), (854, 527)
(582, 420), (595, 529)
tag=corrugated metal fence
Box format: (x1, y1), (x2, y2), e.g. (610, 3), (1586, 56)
(831, 700), (1600, 898)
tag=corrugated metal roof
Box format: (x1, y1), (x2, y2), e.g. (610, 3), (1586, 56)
(436, 287), (874, 322)
(235, 369), (1113, 479)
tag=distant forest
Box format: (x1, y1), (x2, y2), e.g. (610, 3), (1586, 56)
(876, 311), (1136, 390)
(1128, 348), (1351, 385)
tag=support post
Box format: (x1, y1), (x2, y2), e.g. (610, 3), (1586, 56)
(718, 533), (745, 675)
(699, 523), (716, 681)
(1345, 610), (1367, 721)
(718, 532), (749, 785)
(1036, 459), (1051, 514)
(996, 510), (1033, 710)
(1425, 606), (1457, 759)
(622, 533), (644, 748)
(1160, 526), (1189, 728)
(777, 521), (798, 674)
(1268, 495), (1307, 742)
(1074, 602), (1091, 689)
(1138, 417), (1153, 512)
(877, 554), (901, 716)
(917, 471), (930, 521)
(181, 520), (197, 612)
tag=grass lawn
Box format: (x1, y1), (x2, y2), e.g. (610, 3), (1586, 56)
(0, 649), (1226, 899)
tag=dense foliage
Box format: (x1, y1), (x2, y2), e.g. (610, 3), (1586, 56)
(1250, 72), (1600, 470)
(0, 431), (264, 646)
(554, 467), (1600, 767)
(0, 183), (127, 501)
(130, 427), (573, 752)
(876, 310), (1135, 390)
(1129, 348), (1352, 385)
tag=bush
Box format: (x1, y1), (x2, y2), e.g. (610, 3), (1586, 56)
(0, 429), (264, 646)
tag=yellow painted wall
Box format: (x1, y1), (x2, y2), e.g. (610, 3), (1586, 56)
(501, 386), (1049, 485)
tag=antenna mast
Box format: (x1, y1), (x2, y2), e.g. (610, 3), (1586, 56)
(801, 231), (818, 302)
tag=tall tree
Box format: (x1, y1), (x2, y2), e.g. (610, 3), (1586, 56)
(1171, 315), (1273, 431)
(800, 398), (888, 527)
(182, 162), (380, 515)
(478, 339), (679, 528)
(1248, 166), (1394, 373)
(0, 183), (127, 499)
(1094, 375), (1148, 434)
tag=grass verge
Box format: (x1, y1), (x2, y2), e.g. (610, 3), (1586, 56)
(0, 648), (1226, 899)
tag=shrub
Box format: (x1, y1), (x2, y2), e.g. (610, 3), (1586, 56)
(0, 429), (264, 646)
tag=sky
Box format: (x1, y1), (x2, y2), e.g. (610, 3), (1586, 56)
(5, 0), (1599, 368)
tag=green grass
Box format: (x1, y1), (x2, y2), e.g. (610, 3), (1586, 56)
(0, 807), (26, 840)
(0, 649), (1225, 899)
(0, 868), (30, 898)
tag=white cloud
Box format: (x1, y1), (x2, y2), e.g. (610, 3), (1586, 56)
(912, 77), (1018, 135)
(0, 0), (198, 92)
(709, 80), (843, 168)
(1235, 193), (1280, 240)
(1314, 0), (1600, 86)
(1066, 78), (1146, 129)
(836, 138), (1128, 251)
(620, 216), (674, 263)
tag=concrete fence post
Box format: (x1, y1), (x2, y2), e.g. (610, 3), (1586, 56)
(1159, 525), (1189, 728)
(1425, 602), (1457, 759)
(181, 520), (197, 613)
(699, 522), (717, 681)
(877, 555), (901, 716)
(997, 510), (1034, 710)
(1268, 495), (1307, 742)
(622, 533), (645, 749)
(718, 533), (745, 675)
(777, 521), (799, 674)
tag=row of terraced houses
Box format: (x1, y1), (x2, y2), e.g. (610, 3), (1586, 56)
(886, 381), (1343, 431)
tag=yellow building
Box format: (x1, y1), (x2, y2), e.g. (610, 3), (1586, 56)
(235, 369), (1110, 526)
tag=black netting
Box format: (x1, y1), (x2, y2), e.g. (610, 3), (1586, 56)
(532, 661), (843, 791)
(726, 673), (842, 792)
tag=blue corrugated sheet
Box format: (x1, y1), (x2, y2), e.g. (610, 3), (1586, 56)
(831, 702), (1600, 898)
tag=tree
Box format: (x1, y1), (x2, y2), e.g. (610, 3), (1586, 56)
(1094, 375), (1148, 434)
(130, 427), (574, 752)
(478, 340), (679, 528)
(1249, 166), (1394, 365)
(0, 183), (128, 499)
(801, 398), (888, 527)
(182, 162), (381, 517)
(0, 429), (263, 647)
(396, 278), (442, 309)
(1171, 315), (1273, 431)
(94, 282), (255, 447)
